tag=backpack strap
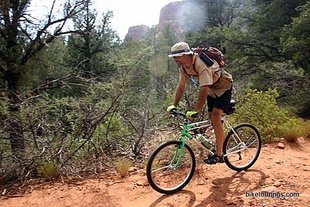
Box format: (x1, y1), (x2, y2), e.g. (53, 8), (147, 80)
(192, 58), (223, 86)
(182, 67), (199, 88)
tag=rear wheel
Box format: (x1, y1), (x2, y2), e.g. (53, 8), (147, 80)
(223, 123), (261, 171)
(146, 140), (196, 194)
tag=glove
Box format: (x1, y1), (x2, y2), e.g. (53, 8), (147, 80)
(166, 105), (177, 112)
(186, 111), (198, 119)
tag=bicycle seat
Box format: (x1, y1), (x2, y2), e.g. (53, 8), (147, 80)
(230, 99), (236, 107)
(225, 99), (236, 115)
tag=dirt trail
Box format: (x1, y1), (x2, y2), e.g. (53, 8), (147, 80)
(1, 138), (310, 207)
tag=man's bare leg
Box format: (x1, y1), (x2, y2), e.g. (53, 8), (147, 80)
(211, 108), (224, 156)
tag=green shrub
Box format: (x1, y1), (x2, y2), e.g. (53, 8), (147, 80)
(93, 114), (130, 151)
(230, 89), (299, 142)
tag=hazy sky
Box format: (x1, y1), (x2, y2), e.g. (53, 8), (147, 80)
(30, 0), (179, 39)
(94, 0), (178, 39)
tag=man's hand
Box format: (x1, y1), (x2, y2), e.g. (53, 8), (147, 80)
(186, 111), (198, 120)
(166, 105), (177, 113)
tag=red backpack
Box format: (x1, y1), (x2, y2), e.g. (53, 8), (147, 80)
(192, 47), (226, 68)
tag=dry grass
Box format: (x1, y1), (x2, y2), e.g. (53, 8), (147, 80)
(115, 158), (133, 177)
(38, 161), (58, 180)
(278, 120), (310, 142)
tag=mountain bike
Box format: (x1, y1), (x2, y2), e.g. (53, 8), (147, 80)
(146, 105), (261, 194)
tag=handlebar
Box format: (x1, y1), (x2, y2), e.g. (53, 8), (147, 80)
(168, 99), (236, 118)
(170, 109), (198, 121)
(170, 109), (186, 117)
(169, 109), (213, 132)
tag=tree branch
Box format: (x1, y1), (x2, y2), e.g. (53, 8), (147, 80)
(0, 50), (7, 61)
(21, 1), (84, 65)
(61, 92), (123, 166)
(0, 65), (6, 76)
(27, 74), (75, 97)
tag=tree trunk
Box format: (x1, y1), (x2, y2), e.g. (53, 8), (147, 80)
(6, 70), (25, 160)
(8, 117), (25, 159)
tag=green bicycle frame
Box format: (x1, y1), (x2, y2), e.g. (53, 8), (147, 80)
(170, 122), (196, 169)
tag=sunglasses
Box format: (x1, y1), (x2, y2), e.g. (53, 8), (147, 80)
(173, 55), (184, 59)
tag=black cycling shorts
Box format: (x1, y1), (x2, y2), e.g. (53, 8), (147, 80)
(207, 88), (232, 113)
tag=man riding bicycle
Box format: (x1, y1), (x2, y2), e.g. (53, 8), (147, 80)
(167, 42), (233, 164)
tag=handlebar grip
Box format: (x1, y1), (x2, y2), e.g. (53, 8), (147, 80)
(170, 110), (186, 117)
(170, 108), (177, 113)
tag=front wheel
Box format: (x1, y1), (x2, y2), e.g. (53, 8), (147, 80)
(223, 123), (261, 171)
(146, 140), (196, 194)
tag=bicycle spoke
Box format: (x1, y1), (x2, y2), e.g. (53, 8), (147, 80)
(245, 135), (258, 147)
(152, 165), (173, 173)
(146, 141), (195, 194)
(223, 124), (261, 171)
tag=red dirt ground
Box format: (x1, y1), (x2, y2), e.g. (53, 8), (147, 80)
(1, 138), (310, 207)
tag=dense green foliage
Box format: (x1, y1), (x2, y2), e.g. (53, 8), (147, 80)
(281, 1), (310, 73)
(229, 89), (307, 142)
(0, 0), (309, 184)
(188, 0), (310, 117)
